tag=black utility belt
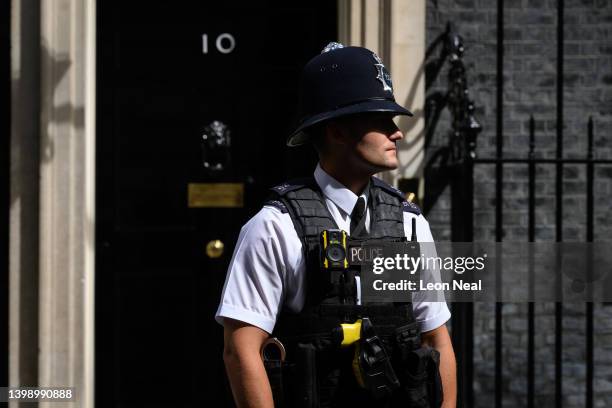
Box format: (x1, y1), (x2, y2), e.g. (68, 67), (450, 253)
(264, 318), (444, 405)
(320, 229), (420, 270)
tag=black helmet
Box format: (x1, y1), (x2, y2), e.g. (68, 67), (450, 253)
(287, 42), (413, 147)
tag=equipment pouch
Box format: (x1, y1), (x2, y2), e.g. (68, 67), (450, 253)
(354, 318), (400, 399)
(294, 343), (319, 408)
(393, 323), (443, 408)
(401, 346), (443, 408)
(393, 322), (421, 361)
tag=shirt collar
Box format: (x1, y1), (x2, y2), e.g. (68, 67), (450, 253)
(313, 163), (370, 216)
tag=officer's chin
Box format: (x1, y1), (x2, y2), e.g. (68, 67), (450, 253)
(371, 160), (398, 173)
(383, 152), (400, 170)
(359, 154), (398, 174)
(383, 162), (399, 171)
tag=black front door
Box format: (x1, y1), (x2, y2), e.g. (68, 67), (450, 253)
(96, 2), (336, 406)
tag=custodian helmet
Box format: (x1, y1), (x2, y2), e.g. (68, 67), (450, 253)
(287, 42), (413, 147)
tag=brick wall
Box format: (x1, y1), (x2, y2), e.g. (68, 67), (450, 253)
(424, 0), (612, 407)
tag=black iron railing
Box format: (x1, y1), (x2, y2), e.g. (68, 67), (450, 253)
(444, 1), (612, 407)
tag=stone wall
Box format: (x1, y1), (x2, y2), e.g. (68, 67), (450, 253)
(424, 0), (612, 407)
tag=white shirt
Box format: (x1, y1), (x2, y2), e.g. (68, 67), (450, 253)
(215, 164), (451, 334)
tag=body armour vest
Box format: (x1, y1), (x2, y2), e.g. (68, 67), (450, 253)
(263, 176), (431, 408)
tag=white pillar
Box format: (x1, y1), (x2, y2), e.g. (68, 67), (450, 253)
(10, 0), (96, 407)
(38, 0), (96, 405)
(338, 0), (426, 200)
(389, 0), (426, 200)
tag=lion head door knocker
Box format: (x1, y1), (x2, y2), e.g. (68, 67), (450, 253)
(201, 120), (232, 175)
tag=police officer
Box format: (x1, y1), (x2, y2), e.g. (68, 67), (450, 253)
(216, 43), (456, 408)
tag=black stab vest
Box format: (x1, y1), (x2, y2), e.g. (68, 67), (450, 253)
(266, 176), (421, 342)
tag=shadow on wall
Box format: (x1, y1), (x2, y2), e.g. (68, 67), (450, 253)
(423, 22), (481, 215)
(39, 40), (85, 164)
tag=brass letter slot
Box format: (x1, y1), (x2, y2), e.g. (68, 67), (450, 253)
(188, 183), (244, 208)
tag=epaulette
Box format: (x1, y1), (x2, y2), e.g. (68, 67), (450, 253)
(371, 176), (406, 200)
(372, 177), (421, 215)
(401, 200), (421, 216)
(264, 199), (288, 214)
(269, 177), (313, 196)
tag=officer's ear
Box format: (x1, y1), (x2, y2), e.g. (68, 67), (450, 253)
(308, 123), (329, 156)
(326, 121), (352, 148)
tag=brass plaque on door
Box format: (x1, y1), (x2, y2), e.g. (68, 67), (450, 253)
(188, 183), (244, 208)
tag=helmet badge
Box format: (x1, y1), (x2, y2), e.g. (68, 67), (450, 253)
(372, 52), (393, 92)
(321, 42), (345, 54)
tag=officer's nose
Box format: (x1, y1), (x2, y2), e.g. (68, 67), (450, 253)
(388, 127), (403, 142)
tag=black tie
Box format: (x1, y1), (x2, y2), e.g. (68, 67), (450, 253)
(350, 197), (367, 237)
